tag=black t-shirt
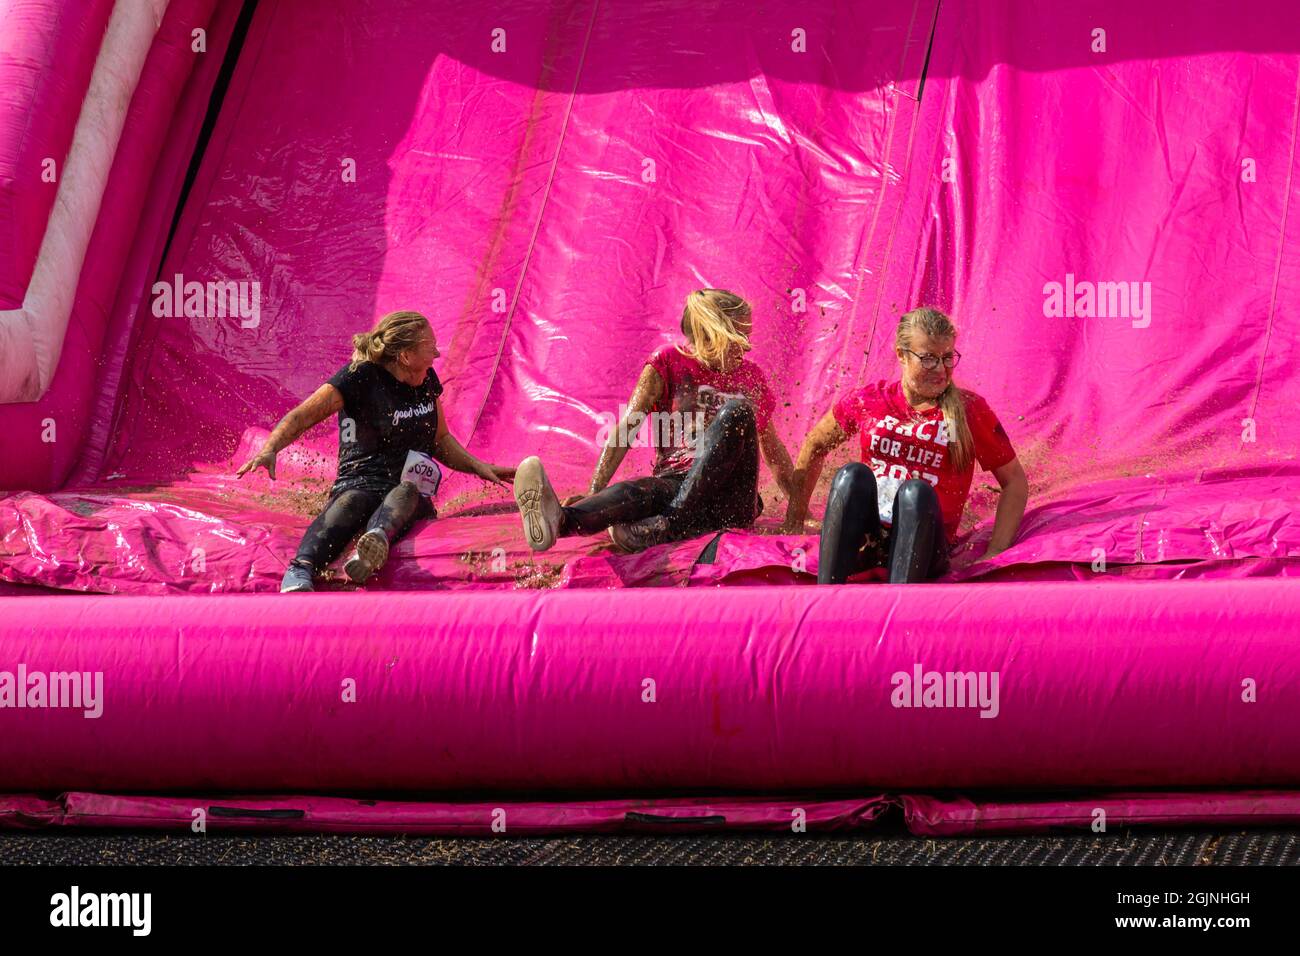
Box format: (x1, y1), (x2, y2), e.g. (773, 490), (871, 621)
(326, 361), (444, 493)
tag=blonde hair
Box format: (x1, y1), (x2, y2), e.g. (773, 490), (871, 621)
(895, 306), (973, 471)
(678, 289), (752, 370)
(350, 310), (431, 370)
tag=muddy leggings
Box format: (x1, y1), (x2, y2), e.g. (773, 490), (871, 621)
(290, 481), (434, 573)
(817, 462), (949, 584)
(561, 398), (761, 540)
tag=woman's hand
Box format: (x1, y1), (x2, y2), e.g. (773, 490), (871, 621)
(470, 461), (514, 488)
(236, 448), (278, 480)
(561, 494), (586, 506)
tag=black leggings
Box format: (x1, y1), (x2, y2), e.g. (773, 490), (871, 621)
(291, 481), (433, 572)
(818, 462), (949, 584)
(562, 398), (761, 539)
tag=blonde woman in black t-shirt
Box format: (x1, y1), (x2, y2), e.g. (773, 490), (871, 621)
(237, 311), (515, 591)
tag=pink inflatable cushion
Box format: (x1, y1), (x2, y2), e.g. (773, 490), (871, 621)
(6, 789), (1300, 836)
(900, 791), (1300, 837)
(2, 581), (1300, 793)
(0, 792), (889, 835)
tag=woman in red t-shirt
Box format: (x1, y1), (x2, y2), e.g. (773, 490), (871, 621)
(783, 307), (1028, 583)
(513, 289), (796, 553)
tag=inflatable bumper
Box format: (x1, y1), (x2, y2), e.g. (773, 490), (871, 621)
(2, 582), (1298, 793)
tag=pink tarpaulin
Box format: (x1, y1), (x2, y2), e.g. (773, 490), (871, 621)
(2, 0), (1299, 592)
(3, 1), (1300, 812)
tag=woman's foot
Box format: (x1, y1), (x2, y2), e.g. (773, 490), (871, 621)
(344, 530), (390, 584)
(514, 456), (562, 551)
(280, 564), (315, 592)
(608, 514), (672, 553)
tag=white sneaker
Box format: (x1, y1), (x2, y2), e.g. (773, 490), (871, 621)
(344, 529), (390, 584)
(514, 456), (562, 552)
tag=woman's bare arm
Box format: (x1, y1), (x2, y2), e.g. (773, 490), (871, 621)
(577, 365), (664, 500)
(432, 397), (515, 487)
(236, 384), (343, 479)
(980, 457), (1028, 559)
(758, 422), (796, 500)
(781, 409), (849, 531)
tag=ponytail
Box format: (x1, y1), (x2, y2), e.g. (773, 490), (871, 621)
(350, 310), (430, 370)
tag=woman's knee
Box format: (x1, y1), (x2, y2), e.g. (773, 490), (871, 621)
(714, 398), (756, 433)
(830, 461), (876, 501)
(389, 480), (421, 502)
(895, 478), (939, 515)
(323, 490), (374, 523)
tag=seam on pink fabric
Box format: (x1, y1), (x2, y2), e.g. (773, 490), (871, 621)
(1243, 66), (1300, 436)
(838, 3), (938, 393)
(466, 0), (602, 442)
(866, 71), (935, 363)
(118, 0), (277, 457)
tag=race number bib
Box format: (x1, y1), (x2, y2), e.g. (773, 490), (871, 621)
(401, 449), (442, 498)
(876, 473), (902, 525)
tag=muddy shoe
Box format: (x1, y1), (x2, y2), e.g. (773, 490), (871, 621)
(514, 455), (562, 552)
(608, 514), (672, 554)
(280, 564), (315, 592)
(344, 530), (390, 584)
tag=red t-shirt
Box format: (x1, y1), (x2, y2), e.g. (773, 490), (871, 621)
(832, 380), (1016, 541)
(646, 344), (776, 475)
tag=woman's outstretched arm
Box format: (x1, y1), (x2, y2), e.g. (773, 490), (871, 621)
(432, 397), (515, 488)
(781, 409), (849, 532)
(236, 383), (343, 479)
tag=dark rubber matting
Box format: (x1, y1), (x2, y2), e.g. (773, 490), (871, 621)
(3, 827), (1300, 865)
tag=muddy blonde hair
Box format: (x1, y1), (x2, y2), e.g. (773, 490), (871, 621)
(350, 310), (431, 371)
(895, 306), (973, 471)
(678, 289), (752, 370)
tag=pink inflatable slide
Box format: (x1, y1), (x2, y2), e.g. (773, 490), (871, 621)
(3, 0), (1300, 834)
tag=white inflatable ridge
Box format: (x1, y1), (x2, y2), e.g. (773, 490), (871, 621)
(0, 0), (172, 403)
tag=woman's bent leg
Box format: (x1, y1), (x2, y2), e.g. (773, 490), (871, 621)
(292, 489), (381, 571)
(818, 462), (885, 584)
(345, 482), (434, 584)
(886, 479), (948, 583)
(664, 398), (760, 535)
(285, 489), (381, 590)
(561, 476), (680, 535)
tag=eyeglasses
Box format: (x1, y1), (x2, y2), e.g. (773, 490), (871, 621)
(901, 349), (961, 370)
